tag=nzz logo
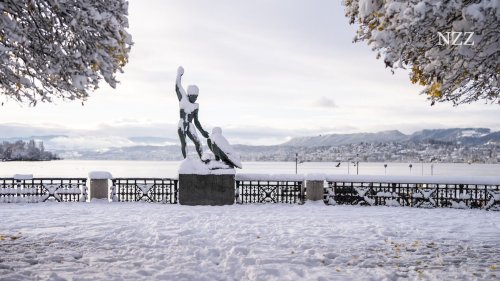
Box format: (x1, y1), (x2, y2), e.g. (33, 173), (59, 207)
(437, 31), (475, 46)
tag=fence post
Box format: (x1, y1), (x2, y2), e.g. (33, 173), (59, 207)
(88, 171), (113, 201)
(305, 174), (326, 201)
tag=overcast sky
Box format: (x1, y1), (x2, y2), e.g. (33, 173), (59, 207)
(0, 0), (499, 146)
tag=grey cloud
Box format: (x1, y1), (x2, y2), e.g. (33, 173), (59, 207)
(0, 123), (70, 138)
(312, 96), (337, 108)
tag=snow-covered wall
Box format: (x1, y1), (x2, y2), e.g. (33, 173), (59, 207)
(236, 173), (500, 185)
(325, 175), (500, 185)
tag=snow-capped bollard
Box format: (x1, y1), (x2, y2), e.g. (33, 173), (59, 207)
(178, 157), (235, 206)
(88, 171), (113, 201)
(13, 174), (33, 180)
(306, 174), (326, 201)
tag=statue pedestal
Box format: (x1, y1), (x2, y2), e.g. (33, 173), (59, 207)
(178, 174), (235, 205)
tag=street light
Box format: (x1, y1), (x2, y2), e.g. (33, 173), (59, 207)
(295, 153), (307, 174)
(355, 153), (360, 175)
(347, 158), (351, 175)
(430, 157), (438, 176)
(295, 153), (298, 174)
(409, 163), (413, 174)
(384, 164), (387, 175)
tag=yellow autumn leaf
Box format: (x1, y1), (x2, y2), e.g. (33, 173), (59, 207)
(428, 82), (442, 98)
(91, 62), (99, 71)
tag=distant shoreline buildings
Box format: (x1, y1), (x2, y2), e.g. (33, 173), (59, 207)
(54, 140), (499, 164)
(4, 128), (499, 164)
(0, 140), (59, 161)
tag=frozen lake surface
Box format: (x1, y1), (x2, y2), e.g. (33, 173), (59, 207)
(1, 160), (499, 178)
(0, 203), (498, 280)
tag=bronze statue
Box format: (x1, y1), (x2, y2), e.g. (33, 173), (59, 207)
(175, 66), (209, 159)
(175, 66), (242, 169)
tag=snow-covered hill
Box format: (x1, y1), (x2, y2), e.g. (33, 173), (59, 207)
(283, 130), (408, 146)
(283, 128), (498, 147)
(409, 128), (491, 144)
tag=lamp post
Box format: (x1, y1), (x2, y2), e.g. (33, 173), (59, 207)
(355, 153), (360, 175)
(295, 153), (307, 174)
(295, 153), (298, 174)
(429, 157), (438, 176)
(409, 163), (413, 174)
(420, 158), (424, 176)
(347, 158), (351, 175)
(384, 164), (387, 175)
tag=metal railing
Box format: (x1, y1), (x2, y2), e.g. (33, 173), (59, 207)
(0, 178), (87, 203)
(111, 178), (178, 203)
(235, 174), (305, 204)
(325, 176), (500, 210)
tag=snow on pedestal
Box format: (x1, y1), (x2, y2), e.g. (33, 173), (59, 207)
(88, 171), (113, 180)
(13, 174), (33, 180)
(178, 156), (235, 175)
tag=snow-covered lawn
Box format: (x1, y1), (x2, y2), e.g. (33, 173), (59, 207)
(0, 202), (499, 281)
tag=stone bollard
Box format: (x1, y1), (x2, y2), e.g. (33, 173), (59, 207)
(305, 174), (326, 201)
(306, 181), (325, 201)
(88, 171), (113, 201)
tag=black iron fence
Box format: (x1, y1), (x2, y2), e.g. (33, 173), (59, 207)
(235, 174), (304, 204)
(325, 176), (500, 210)
(0, 178), (87, 203)
(2, 174), (498, 210)
(111, 178), (178, 203)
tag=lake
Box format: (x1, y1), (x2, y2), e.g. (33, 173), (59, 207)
(0, 160), (499, 178)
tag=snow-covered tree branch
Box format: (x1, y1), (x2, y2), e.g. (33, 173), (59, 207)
(0, 0), (133, 105)
(343, 0), (499, 105)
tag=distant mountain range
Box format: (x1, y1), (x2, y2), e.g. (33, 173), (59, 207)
(2, 128), (498, 162)
(282, 130), (407, 146)
(282, 128), (499, 147)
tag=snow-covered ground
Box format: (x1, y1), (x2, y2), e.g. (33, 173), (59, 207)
(0, 202), (499, 281)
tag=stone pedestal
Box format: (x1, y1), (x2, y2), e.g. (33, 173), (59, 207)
(90, 179), (108, 200)
(179, 174), (235, 205)
(88, 171), (113, 201)
(306, 180), (325, 201)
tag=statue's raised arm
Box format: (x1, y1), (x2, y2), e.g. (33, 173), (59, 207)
(175, 66), (186, 101)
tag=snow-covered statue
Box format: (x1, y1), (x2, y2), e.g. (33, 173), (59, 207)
(175, 66), (210, 159)
(208, 127), (242, 169)
(175, 66), (242, 170)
